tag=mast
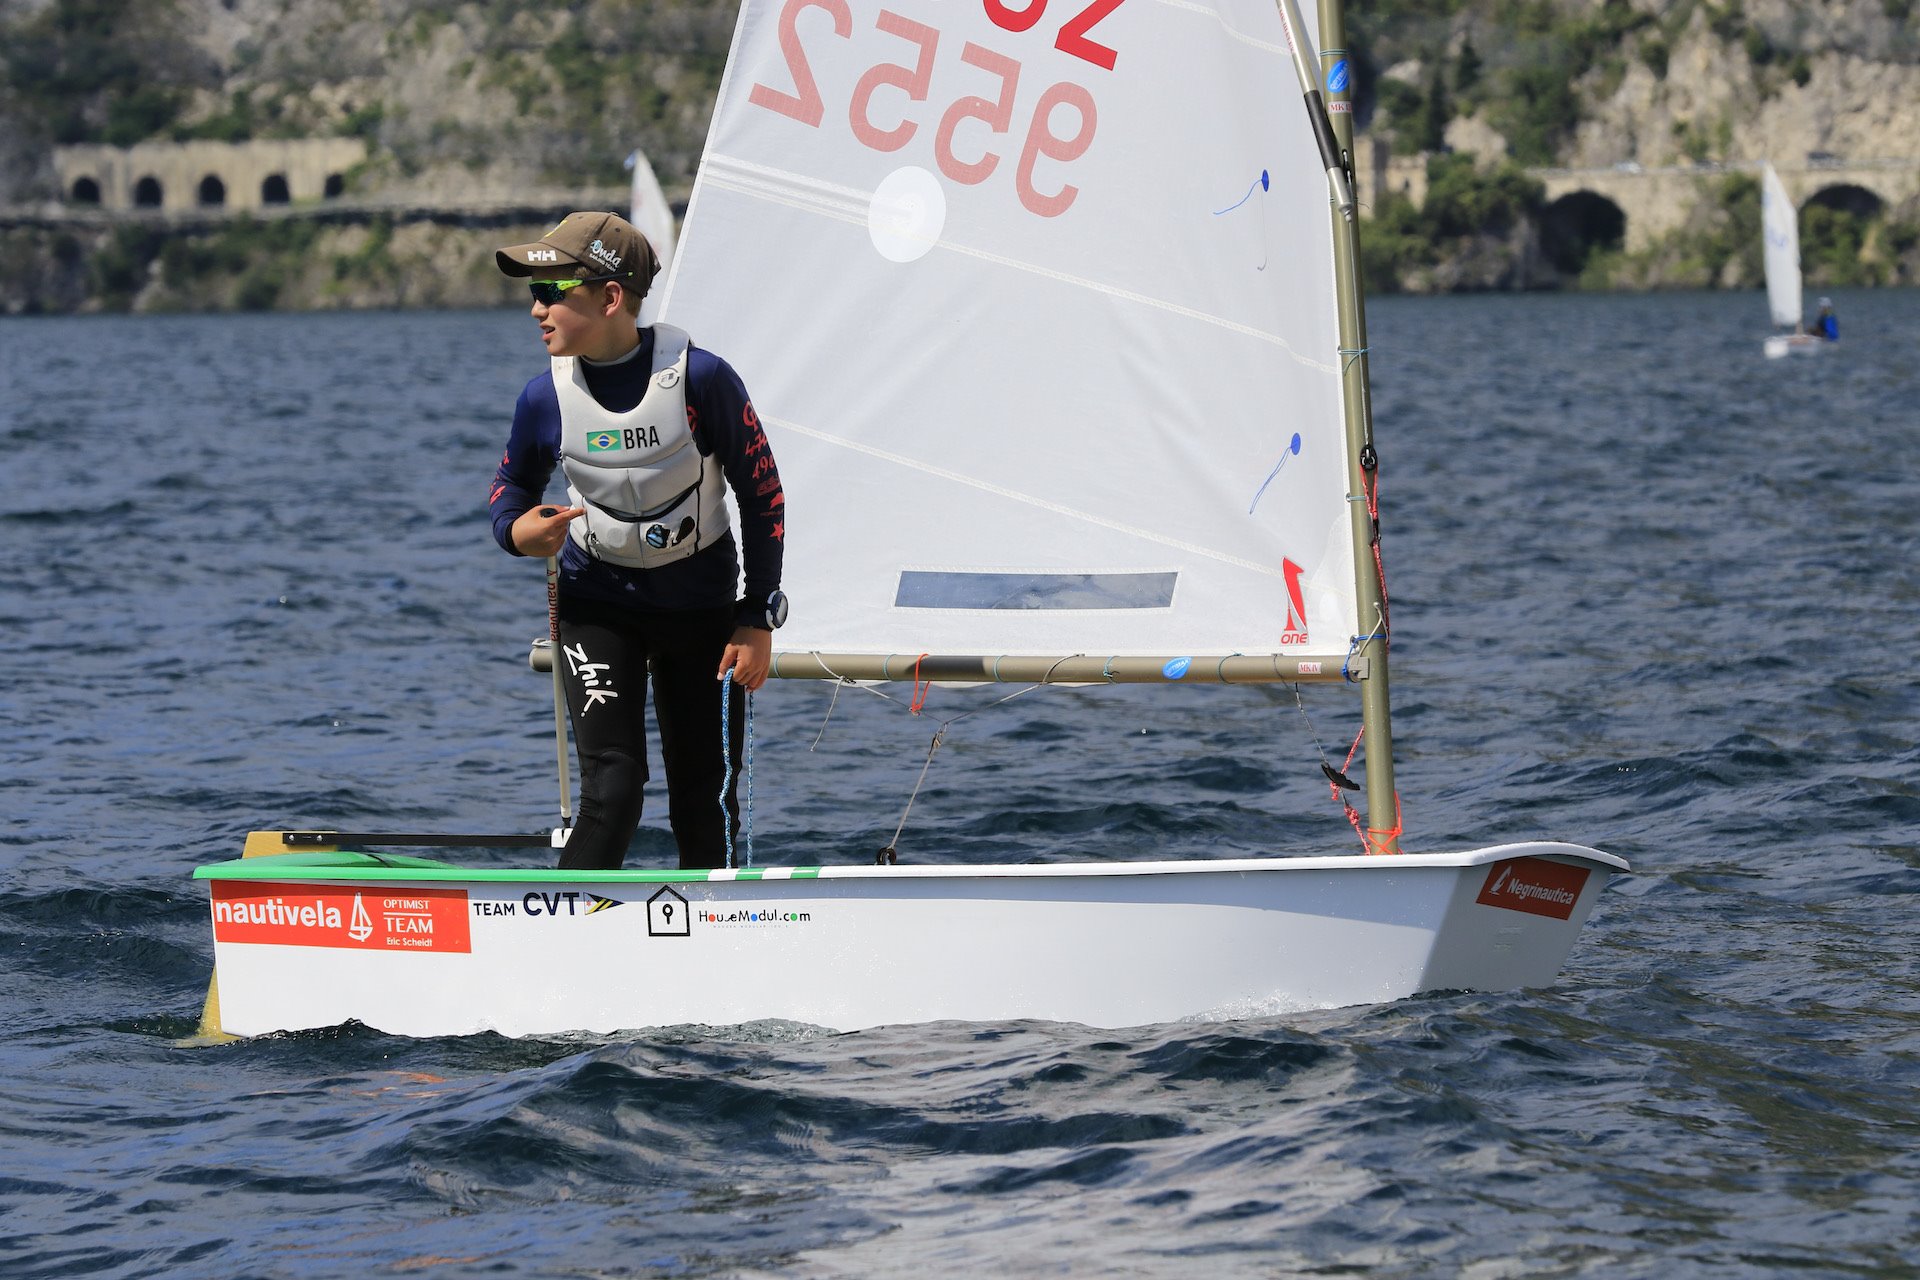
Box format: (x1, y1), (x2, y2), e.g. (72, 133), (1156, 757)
(1274, 0), (1400, 852)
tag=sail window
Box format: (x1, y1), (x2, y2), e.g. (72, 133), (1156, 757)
(895, 571), (1177, 610)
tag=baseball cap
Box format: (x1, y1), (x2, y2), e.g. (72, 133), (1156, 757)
(495, 211), (661, 290)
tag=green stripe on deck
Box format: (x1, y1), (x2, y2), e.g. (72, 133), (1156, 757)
(193, 852), (823, 884)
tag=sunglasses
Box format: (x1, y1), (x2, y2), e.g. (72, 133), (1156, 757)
(528, 275), (622, 305)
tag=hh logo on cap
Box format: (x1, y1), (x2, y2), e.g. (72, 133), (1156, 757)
(588, 238), (623, 270)
(528, 248), (559, 262)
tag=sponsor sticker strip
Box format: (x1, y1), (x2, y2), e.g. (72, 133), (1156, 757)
(211, 881), (472, 952)
(1475, 858), (1590, 921)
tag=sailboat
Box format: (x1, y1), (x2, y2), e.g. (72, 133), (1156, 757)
(1761, 162), (1819, 359)
(624, 146), (678, 327)
(192, 0), (1625, 1039)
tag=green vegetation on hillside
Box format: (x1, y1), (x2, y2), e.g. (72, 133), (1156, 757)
(1351, 0), (1659, 164)
(453, 0), (735, 187)
(1363, 154), (1545, 291)
(0, 214), (538, 314)
(1350, 0), (1833, 165)
(1, 0), (203, 145)
(84, 217), (323, 309)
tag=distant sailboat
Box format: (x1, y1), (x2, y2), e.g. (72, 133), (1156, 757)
(625, 147), (678, 326)
(1761, 163), (1819, 359)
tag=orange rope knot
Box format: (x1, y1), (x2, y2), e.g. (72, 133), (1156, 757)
(1364, 793), (1404, 856)
(908, 653), (932, 715)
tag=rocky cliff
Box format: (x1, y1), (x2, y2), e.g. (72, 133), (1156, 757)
(1357, 0), (1920, 168)
(1, 0), (735, 200)
(1354, 0), (1920, 289)
(2, 0), (1916, 310)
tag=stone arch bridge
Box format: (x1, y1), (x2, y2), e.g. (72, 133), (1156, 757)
(53, 139), (368, 214)
(1360, 145), (1920, 259)
(1533, 159), (1920, 253)
(43, 139), (1920, 266)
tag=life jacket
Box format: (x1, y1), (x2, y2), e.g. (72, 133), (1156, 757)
(553, 324), (728, 569)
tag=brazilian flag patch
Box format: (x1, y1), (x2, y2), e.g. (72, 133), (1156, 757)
(585, 430), (621, 453)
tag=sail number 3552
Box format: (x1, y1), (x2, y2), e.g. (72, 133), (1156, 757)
(750, 0), (1123, 217)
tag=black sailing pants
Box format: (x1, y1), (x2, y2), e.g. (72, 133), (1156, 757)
(553, 600), (744, 871)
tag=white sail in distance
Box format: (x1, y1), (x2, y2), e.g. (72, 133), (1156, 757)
(661, 0), (1356, 665)
(627, 147), (679, 328)
(1762, 162), (1801, 330)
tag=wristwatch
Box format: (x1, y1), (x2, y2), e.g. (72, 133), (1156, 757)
(740, 590), (788, 631)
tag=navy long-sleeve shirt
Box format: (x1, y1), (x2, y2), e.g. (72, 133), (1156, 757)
(489, 329), (785, 622)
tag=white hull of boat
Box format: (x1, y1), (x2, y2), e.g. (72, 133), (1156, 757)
(1764, 333), (1824, 359)
(200, 843), (1625, 1038)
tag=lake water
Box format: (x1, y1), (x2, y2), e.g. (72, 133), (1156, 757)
(2, 289), (1916, 1277)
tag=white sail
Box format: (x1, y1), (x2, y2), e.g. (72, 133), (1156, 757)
(1761, 162), (1801, 330)
(626, 147), (679, 327)
(661, 0), (1357, 665)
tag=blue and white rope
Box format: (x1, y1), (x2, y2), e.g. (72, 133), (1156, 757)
(719, 677), (754, 868)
